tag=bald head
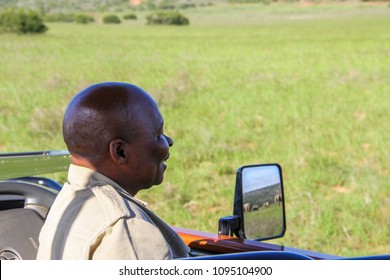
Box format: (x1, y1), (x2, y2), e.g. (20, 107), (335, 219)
(63, 82), (158, 165)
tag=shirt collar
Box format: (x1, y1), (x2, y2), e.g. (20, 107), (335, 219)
(67, 164), (148, 207)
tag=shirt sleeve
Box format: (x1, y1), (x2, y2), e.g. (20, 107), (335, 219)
(89, 217), (173, 260)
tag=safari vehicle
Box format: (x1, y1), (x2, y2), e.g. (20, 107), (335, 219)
(0, 151), (389, 260)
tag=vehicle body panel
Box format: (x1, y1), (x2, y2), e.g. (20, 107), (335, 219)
(0, 151), (388, 260)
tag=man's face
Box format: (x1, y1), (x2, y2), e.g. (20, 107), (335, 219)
(124, 101), (173, 191)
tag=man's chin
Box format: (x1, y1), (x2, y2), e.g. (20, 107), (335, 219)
(154, 170), (165, 186)
(154, 175), (164, 186)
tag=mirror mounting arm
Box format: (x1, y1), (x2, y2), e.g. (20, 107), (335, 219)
(218, 215), (241, 239)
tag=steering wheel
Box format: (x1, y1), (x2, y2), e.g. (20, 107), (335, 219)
(0, 180), (58, 260)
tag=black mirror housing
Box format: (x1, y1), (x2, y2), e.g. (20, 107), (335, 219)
(233, 163), (286, 241)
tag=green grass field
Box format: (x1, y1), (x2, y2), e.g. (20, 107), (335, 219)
(245, 205), (284, 239)
(1, 2), (389, 257)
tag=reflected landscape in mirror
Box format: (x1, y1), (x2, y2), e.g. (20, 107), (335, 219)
(241, 164), (285, 240)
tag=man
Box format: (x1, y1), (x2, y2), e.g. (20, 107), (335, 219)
(37, 82), (190, 259)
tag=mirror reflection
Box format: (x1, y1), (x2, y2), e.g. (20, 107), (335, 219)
(242, 165), (285, 240)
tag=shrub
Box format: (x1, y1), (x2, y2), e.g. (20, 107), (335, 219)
(0, 9), (48, 34)
(103, 14), (121, 24)
(123, 13), (137, 20)
(146, 11), (189, 26)
(73, 14), (95, 24)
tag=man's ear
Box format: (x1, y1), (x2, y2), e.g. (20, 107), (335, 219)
(109, 138), (128, 165)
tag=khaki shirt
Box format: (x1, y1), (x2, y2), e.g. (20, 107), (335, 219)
(37, 164), (190, 260)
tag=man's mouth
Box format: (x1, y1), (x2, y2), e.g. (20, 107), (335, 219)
(162, 154), (170, 169)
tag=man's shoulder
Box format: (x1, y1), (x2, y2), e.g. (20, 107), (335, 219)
(50, 182), (134, 225)
(88, 183), (136, 222)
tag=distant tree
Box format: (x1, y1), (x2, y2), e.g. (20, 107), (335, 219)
(0, 9), (48, 34)
(146, 11), (189, 26)
(73, 13), (95, 24)
(103, 14), (121, 24)
(123, 13), (137, 20)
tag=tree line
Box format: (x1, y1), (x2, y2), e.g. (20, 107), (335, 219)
(0, 7), (189, 34)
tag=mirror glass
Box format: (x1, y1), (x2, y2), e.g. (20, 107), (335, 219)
(241, 164), (285, 240)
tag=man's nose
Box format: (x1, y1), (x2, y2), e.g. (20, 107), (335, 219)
(164, 134), (173, 147)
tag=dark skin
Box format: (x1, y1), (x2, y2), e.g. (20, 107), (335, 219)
(62, 82), (173, 196)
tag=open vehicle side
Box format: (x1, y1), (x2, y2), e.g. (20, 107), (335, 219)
(0, 151), (388, 260)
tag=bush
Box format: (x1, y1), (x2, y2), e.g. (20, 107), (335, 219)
(73, 14), (95, 24)
(123, 13), (137, 20)
(103, 14), (121, 24)
(146, 11), (189, 26)
(0, 9), (48, 34)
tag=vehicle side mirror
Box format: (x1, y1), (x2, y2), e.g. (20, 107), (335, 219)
(219, 164), (286, 241)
